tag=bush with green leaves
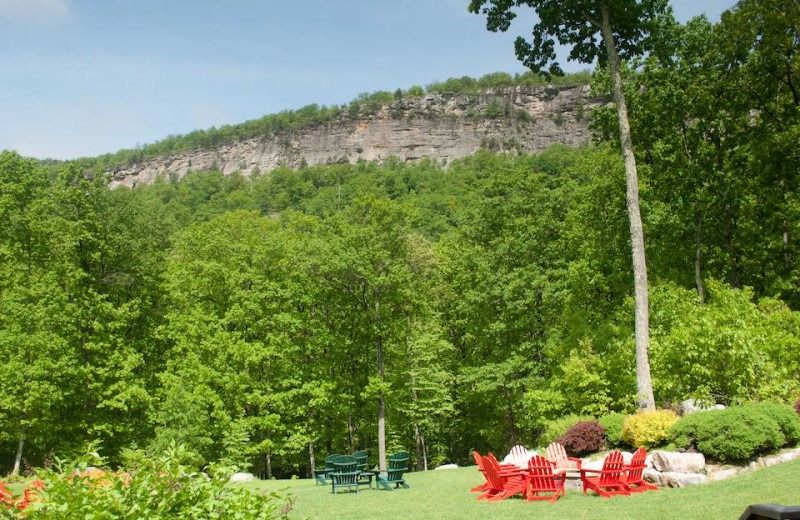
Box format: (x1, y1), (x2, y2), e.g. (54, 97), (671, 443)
(18, 444), (293, 520)
(670, 403), (800, 463)
(539, 414), (594, 447)
(621, 410), (678, 449)
(556, 420), (605, 456)
(599, 413), (628, 448)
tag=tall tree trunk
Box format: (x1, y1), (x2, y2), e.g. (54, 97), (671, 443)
(12, 434), (24, 476)
(266, 451), (272, 479)
(347, 413), (355, 453)
(695, 211), (705, 303)
(414, 423), (425, 471)
(309, 442), (316, 479)
(376, 300), (387, 473)
(600, 2), (655, 410)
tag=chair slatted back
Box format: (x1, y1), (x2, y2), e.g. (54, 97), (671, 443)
(546, 442), (570, 470)
(627, 448), (647, 482)
(481, 455), (506, 491)
(387, 451), (409, 483)
(473, 450), (485, 470)
(332, 455), (359, 485)
(600, 451), (625, 486)
(509, 444), (529, 468)
(528, 455), (558, 493)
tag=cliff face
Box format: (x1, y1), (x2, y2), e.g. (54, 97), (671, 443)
(109, 84), (599, 188)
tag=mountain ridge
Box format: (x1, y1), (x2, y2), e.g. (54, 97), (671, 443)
(108, 83), (600, 188)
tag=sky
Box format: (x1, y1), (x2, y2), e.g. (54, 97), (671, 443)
(1, 0), (738, 160)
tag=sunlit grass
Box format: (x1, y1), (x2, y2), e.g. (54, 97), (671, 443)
(238, 459), (800, 520)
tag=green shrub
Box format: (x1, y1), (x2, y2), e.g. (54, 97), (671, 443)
(599, 413), (628, 448)
(22, 444), (292, 520)
(670, 402), (800, 463)
(539, 414), (594, 447)
(557, 421), (605, 456)
(621, 410), (678, 448)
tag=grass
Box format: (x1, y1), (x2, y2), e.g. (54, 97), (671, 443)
(238, 460), (800, 520)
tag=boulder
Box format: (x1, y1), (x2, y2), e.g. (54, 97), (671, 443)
(708, 468), (737, 481)
(681, 399), (726, 415)
(659, 471), (707, 488)
(228, 472), (256, 483)
(651, 451), (706, 473)
(434, 463), (458, 471)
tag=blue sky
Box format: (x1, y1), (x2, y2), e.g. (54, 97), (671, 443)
(1, 0), (737, 160)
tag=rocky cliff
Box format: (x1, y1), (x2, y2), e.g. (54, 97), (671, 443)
(109, 84), (599, 188)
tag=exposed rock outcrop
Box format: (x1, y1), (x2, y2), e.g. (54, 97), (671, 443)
(108, 85), (599, 188)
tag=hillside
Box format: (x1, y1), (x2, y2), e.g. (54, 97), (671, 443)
(108, 84), (598, 188)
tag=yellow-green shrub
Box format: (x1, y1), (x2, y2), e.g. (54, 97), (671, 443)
(621, 410), (679, 448)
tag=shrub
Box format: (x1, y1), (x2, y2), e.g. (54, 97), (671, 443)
(556, 421), (605, 456)
(599, 413), (628, 448)
(670, 402), (800, 463)
(794, 397), (800, 416)
(621, 410), (679, 448)
(539, 414), (594, 447)
(16, 444), (293, 520)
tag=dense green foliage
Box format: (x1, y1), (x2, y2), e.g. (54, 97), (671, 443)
(598, 413), (628, 448)
(1, 0), (799, 477)
(7, 444), (291, 519)
(670, 403), (800, 463)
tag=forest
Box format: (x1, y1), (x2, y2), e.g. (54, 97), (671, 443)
(1, 0), (798, 479)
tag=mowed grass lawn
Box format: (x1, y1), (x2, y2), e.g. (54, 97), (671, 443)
(238, 459), (800, 520)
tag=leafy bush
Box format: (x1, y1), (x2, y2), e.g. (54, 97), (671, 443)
(599, 413), (628, 447)
(794, 397), (800, 416)
(670, 403), (800, 463)
(15, 444), (292, 520)
(621, 410), (678, 448)
(556, 421), (605, 456)
(539, 414), (594, 447)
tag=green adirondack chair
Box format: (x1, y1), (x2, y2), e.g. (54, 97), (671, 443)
(314, 454), (342, 486)
(330, 455), (362, 494)
(377, 451), (411, 490)
(352, 449), (369, 471)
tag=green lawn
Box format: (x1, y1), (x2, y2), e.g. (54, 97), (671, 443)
(238, 460), (800, 520)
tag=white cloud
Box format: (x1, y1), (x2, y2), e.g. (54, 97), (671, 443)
(0, 0), (70, 23)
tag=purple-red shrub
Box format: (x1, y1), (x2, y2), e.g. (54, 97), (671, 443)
(556, 420), (605, 456)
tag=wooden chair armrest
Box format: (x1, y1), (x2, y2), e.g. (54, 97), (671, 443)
(567, 457), (583, 468)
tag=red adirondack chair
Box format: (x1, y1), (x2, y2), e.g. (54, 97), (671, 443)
(546, 442), (583, 475)
(623, 447), (658, 493)
(527, 455), (566, 503)
(579, 451), (631, 498)
(476, 455), (528, 502)
(471, 450), (491, 492)
(471, 451), (518, 493)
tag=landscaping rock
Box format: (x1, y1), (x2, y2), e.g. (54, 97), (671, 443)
(434, 463), (458, 471)
(680, 399), (726, 415)
(228, 472), (256, 483)
(651, 451), (705, 473)
(708, 468), (737, 481)
(658, 471), (707, 487)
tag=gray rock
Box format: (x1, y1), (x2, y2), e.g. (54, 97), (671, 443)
(708, 468), (737, 481)
(228, 472), (256, 483)
(651, 451), (706, 473)
(434, 463), (458, 471)
(681, 399), (726, 415)
(108, 86), (600, 189)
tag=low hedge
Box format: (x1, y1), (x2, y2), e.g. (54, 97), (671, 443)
(622, 410), (679, 449)
(670, 402), (800, 463)
(539, 414), (594, 447)
(598, 413), (627, 448)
